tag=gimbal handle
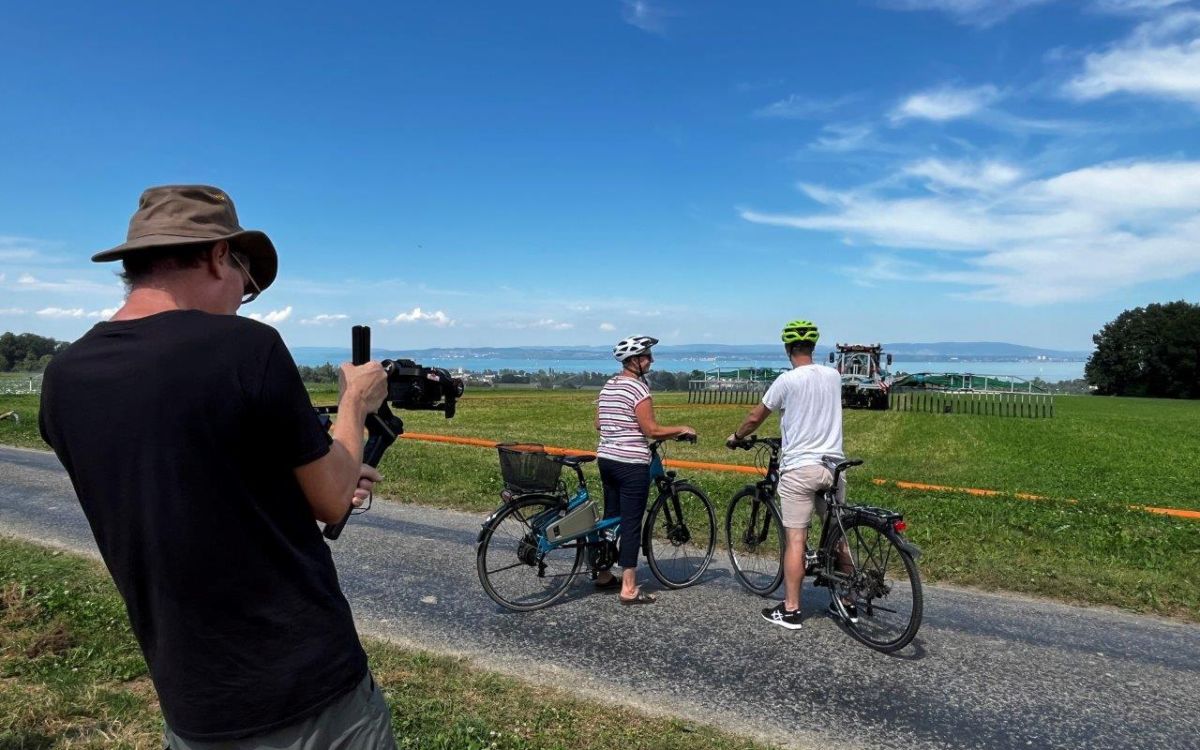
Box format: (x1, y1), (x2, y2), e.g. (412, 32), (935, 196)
(322, 325), (404, 540)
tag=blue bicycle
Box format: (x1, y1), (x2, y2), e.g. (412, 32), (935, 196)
(476, 438), (716, 611)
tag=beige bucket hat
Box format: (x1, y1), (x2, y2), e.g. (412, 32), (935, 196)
(92, 184), (278, 292)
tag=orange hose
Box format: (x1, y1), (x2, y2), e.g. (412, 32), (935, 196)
(394, 432), (1200, 521)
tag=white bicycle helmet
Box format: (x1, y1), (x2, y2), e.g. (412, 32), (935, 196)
(612, 335), (659, 362)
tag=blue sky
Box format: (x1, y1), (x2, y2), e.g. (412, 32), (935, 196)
(2, 0), (1198, 351)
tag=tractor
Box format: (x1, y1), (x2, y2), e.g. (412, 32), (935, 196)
(829, 343), (893, 410)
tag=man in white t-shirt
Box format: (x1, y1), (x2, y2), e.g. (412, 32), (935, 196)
(726, 319), (848, 630)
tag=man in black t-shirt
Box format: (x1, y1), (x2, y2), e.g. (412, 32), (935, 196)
(39, 185), (397, 748)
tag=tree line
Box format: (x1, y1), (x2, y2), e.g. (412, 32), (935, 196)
(0, 332), (70, 372)
(1085, 300), (1199, 399)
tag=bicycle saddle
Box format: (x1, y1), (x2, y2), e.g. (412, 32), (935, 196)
(821, 455), (863, 475)
(554, 455), (597, 467)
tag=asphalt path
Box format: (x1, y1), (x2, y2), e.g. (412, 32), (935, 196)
(2, 445), (1198, 750)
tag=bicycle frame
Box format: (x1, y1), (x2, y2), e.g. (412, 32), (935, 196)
(734, 439), (783, 550)
(496, 441), (686, 560)
(535, 479), (620, 556)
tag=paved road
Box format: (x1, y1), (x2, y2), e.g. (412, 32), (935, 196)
(2, 445), (1198, 750)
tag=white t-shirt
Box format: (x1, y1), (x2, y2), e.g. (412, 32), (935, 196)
(761, 364), (843, 471)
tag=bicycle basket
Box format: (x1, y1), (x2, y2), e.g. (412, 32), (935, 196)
(497, 443), (564, 493)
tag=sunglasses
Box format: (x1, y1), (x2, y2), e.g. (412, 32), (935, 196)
(229, 251), (261, 305)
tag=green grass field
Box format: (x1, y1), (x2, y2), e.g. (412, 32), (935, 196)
(0, 537), (772, 749)
(2, 388), (1198, 619)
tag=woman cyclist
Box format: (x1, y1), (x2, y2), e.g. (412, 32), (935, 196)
(594, 335), (696, 605)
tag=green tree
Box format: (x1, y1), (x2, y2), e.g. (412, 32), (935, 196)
(1085, 301), (1200, 398)
(0, 332), (69, 372)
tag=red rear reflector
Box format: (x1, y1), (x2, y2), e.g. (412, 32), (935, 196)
(893, 520), (907, 533)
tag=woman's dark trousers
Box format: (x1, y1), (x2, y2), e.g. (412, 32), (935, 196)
(597, 457), (651, 569)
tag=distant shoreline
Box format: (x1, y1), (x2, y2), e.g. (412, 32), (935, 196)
(290, 350), (1087, 382)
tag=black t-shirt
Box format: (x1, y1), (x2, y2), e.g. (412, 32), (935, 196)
(39, 310), (367, 741)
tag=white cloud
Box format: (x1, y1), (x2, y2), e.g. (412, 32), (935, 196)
(1065, 11), (1200, 104)
(8, 273), (120, 295)
(903, 158), (1024, 191)
(531, 319), (574, 330)
(247, 306), (294, 325)
(754, 94), (856, 120)
(0, 308), (25, 315)
(741, 159), (1200, 304)
(621, 0), (674, 34)
(33, 306), (114, 319)
(300, 313), (350, 326)
(891, 84), (1002, 122)
(37, 307), (85, 318)
(1092, 0), (1189, 13)
(500, 318), (575, 330)
(0, 236), (49, 262)
(380, 307), (454, 327)
(599, 322), (616, 331)
(880, 0), (1052, 27)
(809, 123), (875, 152)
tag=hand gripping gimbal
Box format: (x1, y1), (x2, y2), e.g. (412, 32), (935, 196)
(315, 325), (463, 540)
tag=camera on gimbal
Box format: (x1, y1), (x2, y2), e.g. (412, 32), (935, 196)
(379, 358), (464, 418)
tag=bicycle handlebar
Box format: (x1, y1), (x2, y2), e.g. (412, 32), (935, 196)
(649, 433), (697, 449)
(726, 434), (781, 451)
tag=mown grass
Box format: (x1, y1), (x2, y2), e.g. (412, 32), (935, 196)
(328, 388), (1200, 620)
(0, 537), (772, 750)
(4, 388), (1198, 620)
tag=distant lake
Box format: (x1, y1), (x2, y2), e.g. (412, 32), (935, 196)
(291, 351), (1086, 383)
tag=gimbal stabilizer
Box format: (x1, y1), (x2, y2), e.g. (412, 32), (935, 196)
(315, 325), (463, 540)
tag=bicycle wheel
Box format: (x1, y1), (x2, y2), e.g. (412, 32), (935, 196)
(476, 496), (583, 611)
(725, 487), (784, 596)
(645, 481), (716, 588)
(824, 518), (923, 653)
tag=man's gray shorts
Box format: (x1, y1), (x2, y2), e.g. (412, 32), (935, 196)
(163, 672), (396, 750)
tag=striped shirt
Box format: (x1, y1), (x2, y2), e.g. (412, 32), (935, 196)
(596, 375), (651, 464)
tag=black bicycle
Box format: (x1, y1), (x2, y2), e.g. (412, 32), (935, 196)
(476, 436), (716, 611)
(725, 436), (923, 653)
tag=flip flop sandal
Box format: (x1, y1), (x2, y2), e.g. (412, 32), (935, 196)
(619, 590), (657, 605)
(594, 576), (621, 591)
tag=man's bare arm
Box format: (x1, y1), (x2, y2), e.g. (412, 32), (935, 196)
(729, 403), (772, 442)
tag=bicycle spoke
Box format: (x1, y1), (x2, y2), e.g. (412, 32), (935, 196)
(485, 561), (529, 575)
(647, 485), (716, 588)
(726, 490), (783, 596)
(477, 498), (582, 611)
(832, 519), (923, 652)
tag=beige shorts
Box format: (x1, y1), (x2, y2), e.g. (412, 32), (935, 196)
(777, 465), (845, 529)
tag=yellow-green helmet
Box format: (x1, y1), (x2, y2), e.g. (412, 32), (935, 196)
(781, 319), (819, 344)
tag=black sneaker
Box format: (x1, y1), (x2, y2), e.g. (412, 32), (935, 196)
(761, 602), (803, 630)
(828, 598), (859, 624)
